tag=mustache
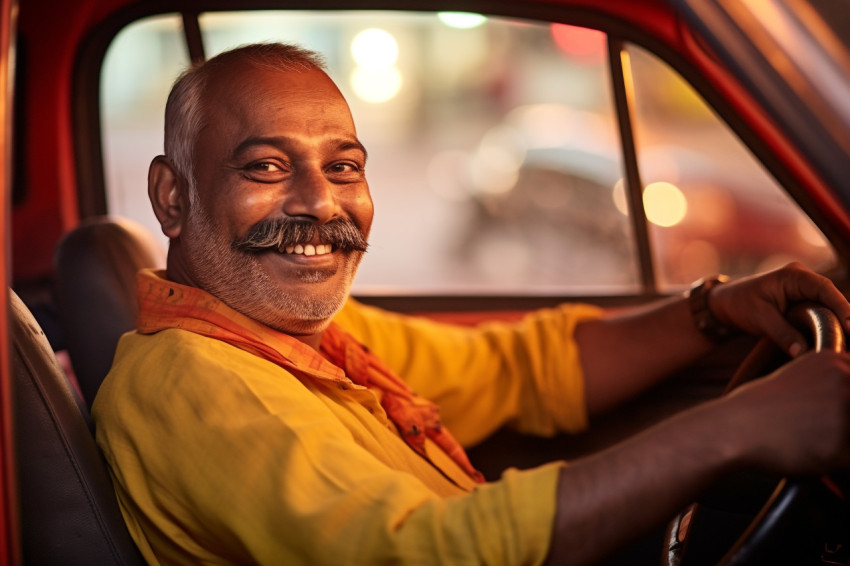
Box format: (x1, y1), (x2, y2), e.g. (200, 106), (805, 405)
(231, 217), (369, 254)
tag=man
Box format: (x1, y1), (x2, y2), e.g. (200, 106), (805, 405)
(92, 43), (850, 565)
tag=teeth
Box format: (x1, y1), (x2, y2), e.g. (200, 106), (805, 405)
(282, 243), (333, 256)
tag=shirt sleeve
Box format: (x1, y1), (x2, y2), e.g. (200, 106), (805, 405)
(333, 300), (604, 446)
(94, 330), (564, 566)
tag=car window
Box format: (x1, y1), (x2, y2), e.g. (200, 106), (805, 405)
(101, 14), (190, 225)
(100, 10), (836, 297)
(101, 11), (637, 295)
(625, 43), (836, 288)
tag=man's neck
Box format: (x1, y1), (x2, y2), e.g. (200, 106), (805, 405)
(165, 246), (326, 351)
(164, 242), (197, 289)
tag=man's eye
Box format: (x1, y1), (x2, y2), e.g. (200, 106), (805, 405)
(250, 162), (282, 173)
(240, 161), (288, 182)
(328, 162), (360, 174)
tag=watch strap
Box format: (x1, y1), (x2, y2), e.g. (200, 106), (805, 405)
(687, 275), (734, 342)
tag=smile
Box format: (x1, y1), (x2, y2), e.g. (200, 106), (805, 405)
(282, 243), (333, 256)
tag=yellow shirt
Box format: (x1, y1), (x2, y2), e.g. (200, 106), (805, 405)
(93, 274), (602, 565)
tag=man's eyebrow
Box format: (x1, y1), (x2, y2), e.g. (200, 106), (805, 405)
(231, 136), (368, 162)
(231, 136), (284, 158)
(337, 139), (369, 163)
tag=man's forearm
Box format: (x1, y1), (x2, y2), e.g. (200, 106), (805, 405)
(548, 345), (850, 565)
(546, 397), (746, 565)
(576, 295), (717, 416)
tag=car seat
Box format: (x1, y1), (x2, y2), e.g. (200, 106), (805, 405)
(54, 215), (165, 408)
(10, 287), (145, 564)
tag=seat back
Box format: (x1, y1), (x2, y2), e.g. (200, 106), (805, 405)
(11, 288), (145, 565)
(55, 215), (165, 408)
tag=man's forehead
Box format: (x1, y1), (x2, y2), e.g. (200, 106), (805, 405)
(203, 64), (350, 126)
(195, 62), (358, 152)
(206, 61), (338, 102)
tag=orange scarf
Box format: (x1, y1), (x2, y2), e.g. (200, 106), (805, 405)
(135, 269), (484, 484)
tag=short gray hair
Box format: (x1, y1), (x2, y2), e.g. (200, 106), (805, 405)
(163, 43), (328, 205)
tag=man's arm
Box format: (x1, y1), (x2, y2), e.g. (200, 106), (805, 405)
(575, 262), (850, 416)
(547, 349), (850, 565)
(575, 295), (713, 416)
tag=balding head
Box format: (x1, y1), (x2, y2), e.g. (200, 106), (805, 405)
(163, 43), (328, 204)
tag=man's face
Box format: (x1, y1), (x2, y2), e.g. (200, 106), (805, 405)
(177, 64), (373, 338)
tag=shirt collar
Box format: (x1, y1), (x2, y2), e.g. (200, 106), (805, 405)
(135, 268), (350, 384)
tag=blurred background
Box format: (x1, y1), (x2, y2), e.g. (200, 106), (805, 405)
(99, 10), (836, 296)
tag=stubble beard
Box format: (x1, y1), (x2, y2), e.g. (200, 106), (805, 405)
(183, 204), (362, 335)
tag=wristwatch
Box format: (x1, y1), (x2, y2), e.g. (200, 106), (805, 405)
(687, 275), (733, 342)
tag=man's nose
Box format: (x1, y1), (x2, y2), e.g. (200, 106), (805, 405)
(282, 167), (337, 224)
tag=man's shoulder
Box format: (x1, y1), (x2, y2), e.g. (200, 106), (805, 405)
(95, 327), (314, 421)
(115, 326), (245, 361)
(105, 328), (300, 395)
(118, 327), (299, 372)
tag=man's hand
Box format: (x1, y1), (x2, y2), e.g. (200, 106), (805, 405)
(556, 263), (850, 564)
(721, 350), (850, 475)
(548, 348), (850, 565)
(577, 263), (850, 415)
(710, 263), (850, 357)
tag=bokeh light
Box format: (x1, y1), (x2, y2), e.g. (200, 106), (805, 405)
(612, 179), (688, 227)
(350, 67), (403, 103)
(550, 23), (606, 63)
(438, 12), (487, 29)
(644, 181), (688, 227)
(351, 28), (399, 69)
(350, 28), (402, 103)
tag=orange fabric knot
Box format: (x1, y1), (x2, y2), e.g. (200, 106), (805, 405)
(321, 322), (484, 483)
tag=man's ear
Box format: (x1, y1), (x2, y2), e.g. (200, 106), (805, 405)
(148, 156), (187, 239)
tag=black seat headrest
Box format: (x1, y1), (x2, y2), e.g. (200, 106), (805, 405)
(54, 215), (165, 408)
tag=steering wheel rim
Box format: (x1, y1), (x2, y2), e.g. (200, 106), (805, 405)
(665, 302), (846, 566)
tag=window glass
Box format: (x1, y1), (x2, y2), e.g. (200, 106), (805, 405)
(101, 15), (190, 223)
(101, 11), (635, 295)
(625, 43), (836, 288)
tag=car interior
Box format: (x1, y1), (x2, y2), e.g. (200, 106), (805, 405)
(4, 0), (850, 563)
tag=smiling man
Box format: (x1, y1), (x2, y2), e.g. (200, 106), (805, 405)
(150, 52), (371, 342)
(93, 43), (850, 565)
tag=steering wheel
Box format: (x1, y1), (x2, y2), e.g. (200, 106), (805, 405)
(664, 302), (850, 566)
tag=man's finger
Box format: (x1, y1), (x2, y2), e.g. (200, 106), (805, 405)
(782, 265), (850, 331)
(761, 310), (809, 357)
